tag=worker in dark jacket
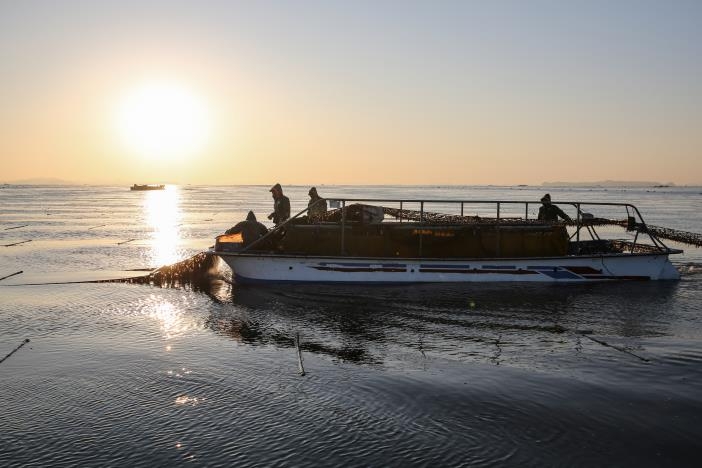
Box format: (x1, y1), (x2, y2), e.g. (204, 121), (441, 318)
(225, 211), (269, 246)
(267, 183), (290, 225)
(307, 186), (327, 221)
(538, 193), (572, 222)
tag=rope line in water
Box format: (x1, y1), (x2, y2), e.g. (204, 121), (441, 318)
(549, 325), (650, 362)
(0, 271), (23, 281)
(4, 224), (29, 230)
(295, 332), (306, 376)
(0, 339), (30, 365)
(579, 333), (650, 362)
(3, 240), (32, 247)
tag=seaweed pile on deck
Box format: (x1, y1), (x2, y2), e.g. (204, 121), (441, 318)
(315, 203), (702, 248)
(316, 203), (625, 227)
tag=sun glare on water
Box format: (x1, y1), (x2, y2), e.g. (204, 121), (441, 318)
(144, 186), (183, 267)
(116, 82), (211, 160)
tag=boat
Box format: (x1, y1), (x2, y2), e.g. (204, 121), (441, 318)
(212, 198), (684, 284)
(130, 184), (165, 191)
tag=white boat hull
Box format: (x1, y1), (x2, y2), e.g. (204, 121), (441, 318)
(215, 252), (680, 284)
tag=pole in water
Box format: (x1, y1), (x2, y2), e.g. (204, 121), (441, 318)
(0, 271), (23, 282)
(0, 338), (30, 365)
(295, 332), (306, 376)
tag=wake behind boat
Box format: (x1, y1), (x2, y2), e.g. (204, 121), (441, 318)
(212, 197), (686, 284)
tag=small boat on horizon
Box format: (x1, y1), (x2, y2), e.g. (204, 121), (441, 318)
(130, 184), (165, 191)
(211, 197), (689, 284)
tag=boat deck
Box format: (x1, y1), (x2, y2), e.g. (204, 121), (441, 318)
(214, 198), (682, 283)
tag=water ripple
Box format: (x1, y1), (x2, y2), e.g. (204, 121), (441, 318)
(2, 186), (702, 466)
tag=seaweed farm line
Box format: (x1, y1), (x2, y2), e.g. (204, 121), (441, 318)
(1, 184), (702, 467)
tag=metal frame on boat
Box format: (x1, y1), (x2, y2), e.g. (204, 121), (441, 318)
(212, 198), (682, 284)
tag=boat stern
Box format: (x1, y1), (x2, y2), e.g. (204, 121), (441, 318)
(657, 257), (681, 280)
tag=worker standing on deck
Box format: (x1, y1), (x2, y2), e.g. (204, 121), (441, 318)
(225, 211), (269, 246)
(307, 187), (327, 221)
(538, 193), (572, 222)
(268, 183), (290, 226)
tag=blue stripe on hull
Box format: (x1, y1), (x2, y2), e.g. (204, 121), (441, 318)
(233, 272), (650, 285)
(536, 270), (582, 280)
(234, 274), (418, 285)
(318, 262), (407, 268)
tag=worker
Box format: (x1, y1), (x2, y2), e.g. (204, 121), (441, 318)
(225, 211), (269, 246)
(538, 193), (572, 222)
(267, 183), (290, 226)
(307, 187), (327, 221)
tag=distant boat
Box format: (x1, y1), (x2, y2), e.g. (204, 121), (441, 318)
(130, 184), (165, 191)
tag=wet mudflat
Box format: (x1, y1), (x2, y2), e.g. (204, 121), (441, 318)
(1, 185), (701, 467)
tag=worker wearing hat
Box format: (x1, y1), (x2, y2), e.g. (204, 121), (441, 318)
(268, 183), (290, 226)
(225, 211), (269, 246)
(538, 193), (572, 222)
(307, 187), (327, 222)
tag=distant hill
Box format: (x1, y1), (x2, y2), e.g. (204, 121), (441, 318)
(542, 180), (675, 188)
(3, 177), (76, 185)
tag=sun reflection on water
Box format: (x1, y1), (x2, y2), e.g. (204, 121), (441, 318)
(175, 395), (201, 406)
(143, 186), (183, 267)
(148, 298), (194, 339)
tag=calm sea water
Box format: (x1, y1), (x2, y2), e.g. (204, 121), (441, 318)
(1, 185), (701, 467)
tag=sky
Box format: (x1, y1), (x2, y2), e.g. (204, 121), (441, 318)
(1, 0), (701, 185)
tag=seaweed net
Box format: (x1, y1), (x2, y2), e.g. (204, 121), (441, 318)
(102, 252), (222, 288)
(640, 225), (702, 248)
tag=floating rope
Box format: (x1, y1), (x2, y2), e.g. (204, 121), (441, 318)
(295, 332), (306, 376)
(0, 338), (30, 365)
(0, 271), (23, 282)
(3, 239), (32, 247)
(578, 332), (649, 362)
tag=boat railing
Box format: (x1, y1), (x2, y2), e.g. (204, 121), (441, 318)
(235, 198), (672, 257)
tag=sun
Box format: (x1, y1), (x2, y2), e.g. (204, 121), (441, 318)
(116, 82), (211, 160)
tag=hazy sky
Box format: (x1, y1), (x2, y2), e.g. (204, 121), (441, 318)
(1, 0), (701, 185)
